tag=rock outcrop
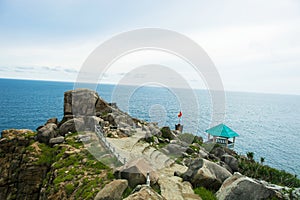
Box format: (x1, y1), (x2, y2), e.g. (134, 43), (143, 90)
(216, 172), (282, 200)
(37, 123), (58, 144)
(114, 158), (158, 188)
(182, 158), (232, 191)
(124, 186), (165, 200)
(1, 89), (300, 200)
(0, 130), (49, 200)
(94, 179), (128, 200)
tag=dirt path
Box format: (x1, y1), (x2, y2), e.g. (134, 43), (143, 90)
(106, 129), (201, 200)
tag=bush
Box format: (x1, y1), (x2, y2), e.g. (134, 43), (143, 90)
(194, 187), (217, 200)
(65, 183), (75, 196)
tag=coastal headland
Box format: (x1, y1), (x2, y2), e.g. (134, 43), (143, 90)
(0, 89), (299, 200)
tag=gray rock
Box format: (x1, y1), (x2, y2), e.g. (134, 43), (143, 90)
(59, 118), (84, 136)
(161, 126), (175, 140)
(182, 158), (232, 191)
(124, 186), (164, 200)
(46, 118), (58, 125)
(211, 147), (226, 158)
(148, 124), (162, 137)
(114, 158), (158, 188)
(161, 144), (187, 157)
(103, 113), (117, 126)
(83, 116), (101, 131)
(221, 154), (239, 172)
(216, 172), (282, 200)
(198, 149), (209, 159)
(94, 179), (128, 200)
(64, 89), (98, 117)
(49, 136), (64, 145)
(37, 123), (58, 144)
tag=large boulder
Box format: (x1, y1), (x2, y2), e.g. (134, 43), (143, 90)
(37, 123), (58, 144)
(46, 117), (58, 125)
(124, 186), (165, 200)
(158, 176), (201, 200)
(49, 136), (64, 145)
(161, 127), (175, 140)
(59, 118), (84, 136)
(94, 179), (128, 200)
(114, 158), (158, 188)
(64, 89), (99, 117)
(161, 144), (187, 157)
(216, 173), (282, 200)
(221, 154), (239, 172)
(182, 158), (232, 191)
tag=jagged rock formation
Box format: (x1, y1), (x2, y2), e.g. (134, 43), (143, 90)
(124, 186), (165, 200)
(94, 179), (128, 200)
(216, 172), (282, 200)
(0, 130), (49, 200)
(182, 158), (232, 191)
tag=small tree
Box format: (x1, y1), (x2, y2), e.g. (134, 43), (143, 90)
(260, 157), (265, 165)
(246, 152), (254, 161)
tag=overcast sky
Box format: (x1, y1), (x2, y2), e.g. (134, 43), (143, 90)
(0, 0), (299, 95)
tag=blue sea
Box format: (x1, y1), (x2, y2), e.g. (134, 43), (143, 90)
(0, 78), (299, 176)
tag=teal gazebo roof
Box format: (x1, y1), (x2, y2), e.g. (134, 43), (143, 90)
(205, 124), (239, 138)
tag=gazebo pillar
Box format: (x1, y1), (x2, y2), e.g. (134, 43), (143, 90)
(208, 134), (210, 141)
(233, 137), (236, 144)
(226, 138), (228, 147)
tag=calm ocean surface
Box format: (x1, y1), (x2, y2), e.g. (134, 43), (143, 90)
(0, 78), (299, 176)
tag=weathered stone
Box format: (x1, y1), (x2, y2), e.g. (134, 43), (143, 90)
(0, 131), (48, 200)
(211, 147), (226, 158)
(182, 158), (232, 191)
(161, 127), (175, 140)
(59, 118), (84, 136)
(216, 172), (282, 200)
(64, 89), (98, 117)
(49, 136), (64, 145)
(37, 123), (58, 144)
(46, 118), (58, 125)
(95, 97), (112, 116)
(94, 179), (128, 200)
(114, 158), (158, 188)
(161, 144), (187, 157)
(221, 154), (239, 172)
(159, 176), (201, 200)
(124, 186), (165, 200)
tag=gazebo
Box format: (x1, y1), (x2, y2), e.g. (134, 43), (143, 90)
(205, 124), (239, 148)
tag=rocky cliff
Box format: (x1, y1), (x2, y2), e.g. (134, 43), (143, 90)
(0, 89), (299, 200)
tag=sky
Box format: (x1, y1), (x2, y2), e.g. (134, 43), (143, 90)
(0, 0), (299, 95)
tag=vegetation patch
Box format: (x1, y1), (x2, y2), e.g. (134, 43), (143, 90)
(194, 187), (217, 200)
(238, 153), (300, 187)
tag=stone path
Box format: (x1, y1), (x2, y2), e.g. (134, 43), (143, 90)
(106, 129), (202, 200)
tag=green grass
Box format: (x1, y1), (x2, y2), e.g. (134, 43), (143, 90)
(122, 187), (133, 198)
(65, 183), (75, 196)
(194, 187), (217, 200)
(35, 143), (58, 166)
(239, 158), (300, 187)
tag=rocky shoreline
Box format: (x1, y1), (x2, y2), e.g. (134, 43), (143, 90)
(0, 89), (299, 200)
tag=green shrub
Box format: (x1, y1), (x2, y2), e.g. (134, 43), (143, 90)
(122, 187), (133, 198)
(35, 143), (58, 166)
(239, 159), (300, 187)
(194, 187), (217, 200)
(65, 183), (75, 196)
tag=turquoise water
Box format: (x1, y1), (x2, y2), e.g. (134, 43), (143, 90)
(0, 78), (299, 176)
